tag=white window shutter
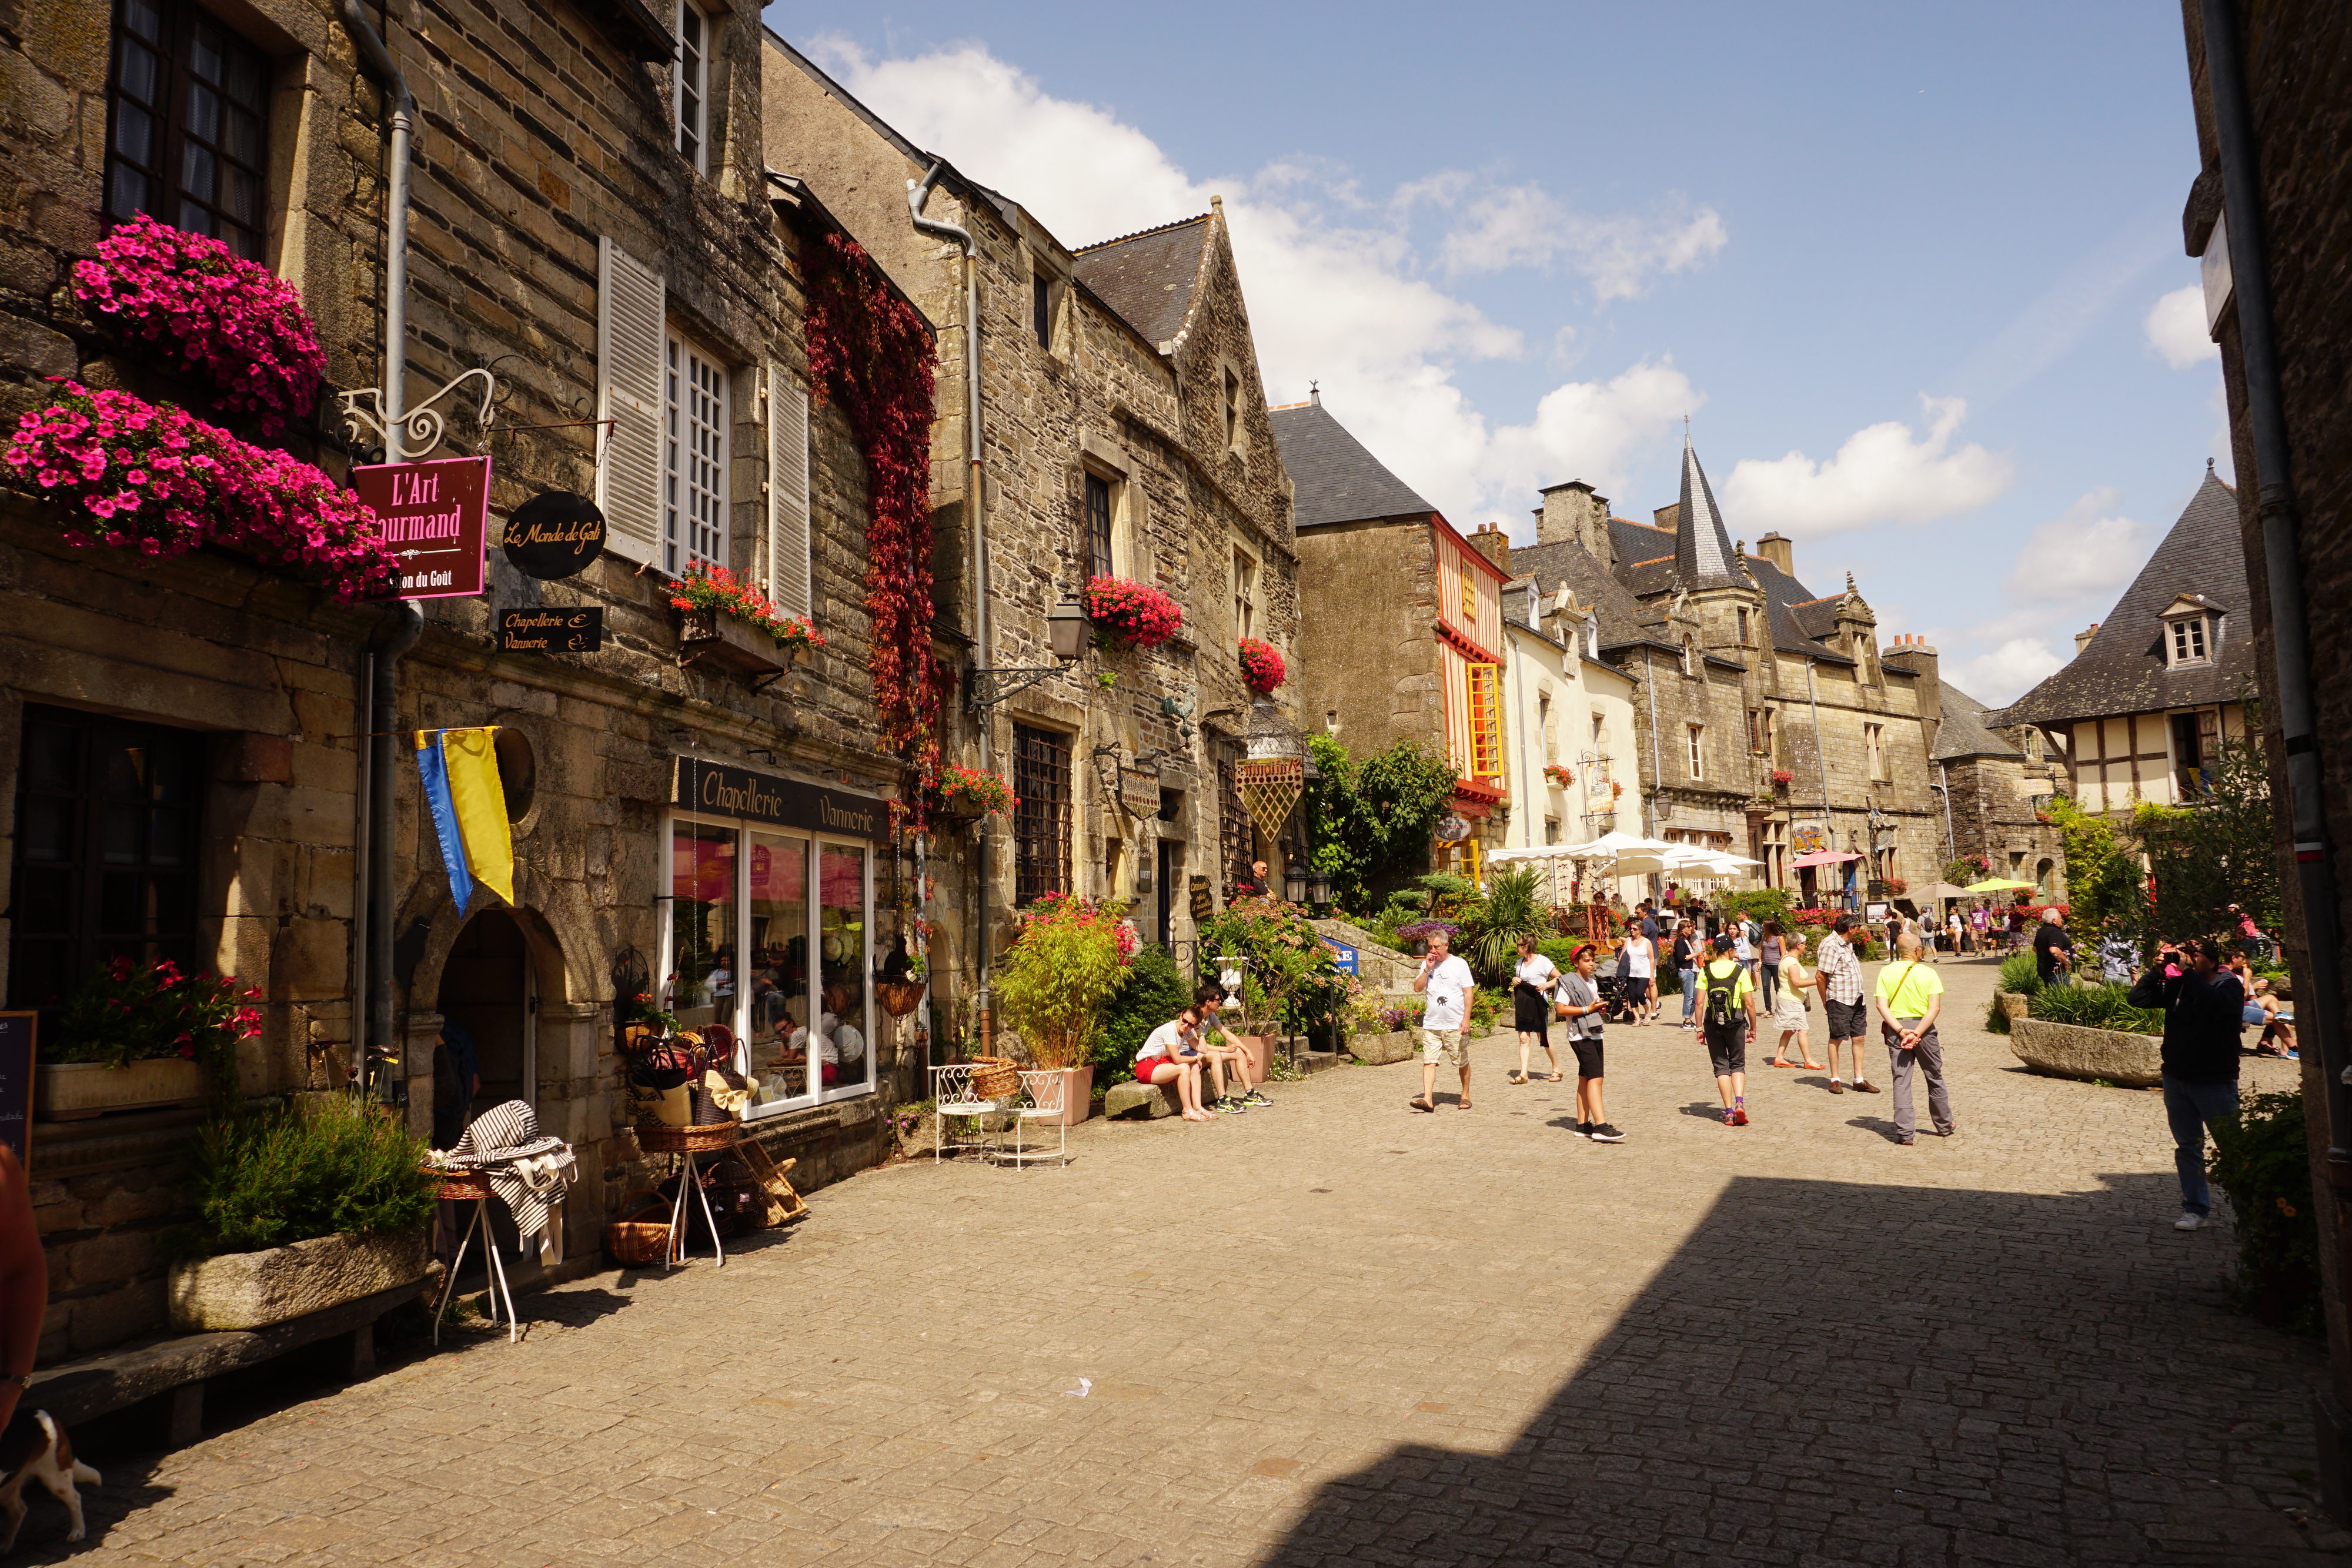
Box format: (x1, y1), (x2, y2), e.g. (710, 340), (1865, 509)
(767, 365), (812, 618)
(596, 236), (665, 565)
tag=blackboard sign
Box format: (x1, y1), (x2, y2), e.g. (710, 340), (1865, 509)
(0, 1015), (32, 1172)
(499, 606), (603, 653)
(500, 492), (607, 579)
(1188, 875), (1212, 922)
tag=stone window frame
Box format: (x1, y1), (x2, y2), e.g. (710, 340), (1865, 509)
(1076, 433), (1142, 582)
(1024, 246), (1069, 361)
(1686, 723), (1705, 781)
(105, 0), (275, 260)
(673, 0), (713, 176)
(1865, 721), (1886, 781)
(663, 325), (730, 577)
(1232, 542), (1261, 641)
(1012, 722), (1075, 907)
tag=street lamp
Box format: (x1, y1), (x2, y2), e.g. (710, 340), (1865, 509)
(968, 592), (1087, 713)
(1284, 858), (1308, 904)
(1308, 868), (1332, 912)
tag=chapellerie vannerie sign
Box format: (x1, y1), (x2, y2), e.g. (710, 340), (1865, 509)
(671, 758), (885, 840)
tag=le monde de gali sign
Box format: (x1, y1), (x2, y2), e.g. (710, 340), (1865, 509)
(671, 758), (885, 840)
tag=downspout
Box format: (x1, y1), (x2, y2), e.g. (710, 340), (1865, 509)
(340, 0), (426, 1098)
(908, 162), (992, 1035)
(1643, 650), (1662, 843)
(1806, 657), (1838, 904)
(2200, 0), (2351, 1156)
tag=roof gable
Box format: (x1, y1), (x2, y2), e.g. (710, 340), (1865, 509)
(1267, 399), (1435, 528)
(1933, 683), (2024, 761)
(1071, 216), (1212, 349)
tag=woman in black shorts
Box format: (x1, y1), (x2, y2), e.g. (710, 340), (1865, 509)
(1509, 933), (1562, 1084)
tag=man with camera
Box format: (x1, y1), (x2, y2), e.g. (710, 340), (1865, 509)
(2127, 938), (2246, 1231)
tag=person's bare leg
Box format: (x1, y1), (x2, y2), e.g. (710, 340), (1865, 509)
(1579, 1077), (1605, 1125)
(1178, 1065), (1206, 1118)
(1542, 1042), (1562, 1079)
(1204, 1054), (1231, 1102)
(1716, 1072), (1737, 1109)
(1419, 1058), (1438, 1108)
(1458, 1063), (1473, 1109)
(1517, 1032), (1534, 1079)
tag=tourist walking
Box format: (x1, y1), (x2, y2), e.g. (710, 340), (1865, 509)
(1874, 934), (1954, 1144)
(2034, 908), (2076, 987)
(1696, 933), (1759, 1125)
(1767, 934), (1825, 1069)
(1759, 920), (1785, 1011)
(1411, 929), (1478, 1112)
(2129, 940), (2246, 1229)
(1618, 917), (1657, 1025)
(1946, 910), (1964, 956)
(1556, 945), (1623, 1141)
(1815, 914), (1879, 1096)
(1509, 934), (1563, 1085)
(1671, 920), (1700, 1028)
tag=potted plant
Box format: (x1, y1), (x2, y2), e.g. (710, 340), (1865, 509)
(671, 563), (825, 674)
(36, 956), (263, 1120)
(1544, 763), (1574, 787)
(994, 892), (1138, 1125)
(930, 764), (1017, 822)
(1772, 769), (1794, 788)
(1200, 894), (1357, 1068)
(163, 1096), (440, 1332)
(1084, 575), (1182, 650)
(1238, 636), (1286, 694)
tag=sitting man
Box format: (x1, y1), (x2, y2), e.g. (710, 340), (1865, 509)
(1192, 985), (1271, 1114)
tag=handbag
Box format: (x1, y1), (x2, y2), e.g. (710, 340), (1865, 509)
(1879, 962), (1922, 1046)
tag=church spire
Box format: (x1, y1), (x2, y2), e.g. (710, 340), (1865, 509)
(1672, 433), (1743, 589)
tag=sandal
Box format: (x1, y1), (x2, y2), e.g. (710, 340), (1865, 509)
(1766, 1058), (1795, 1068)
(1507, 1072), (1529, 1085)
(1546, 1072), (1566, 1082)
(1409, 1098), (1436, 1114)
(1802, 1061), (1828, 1071)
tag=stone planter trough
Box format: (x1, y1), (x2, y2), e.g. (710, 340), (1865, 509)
(1351, 1029), (1417, 1066)
(1997, 992), (2032, 1026)
(168, 1230), (431, 1333)
(2009, 1016), (2163, 1088)
(36, 1058), (208, 1120)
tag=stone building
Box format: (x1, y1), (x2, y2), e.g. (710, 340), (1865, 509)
(1, 0), (917, 1360)
(1990, 470), (2256, 823)
(2171, 0), (2352, 1516)
(1515, 440), (1945, 908)
(1272, 393), (1514, 880)
(1926, 676), (2066, 898)
(760, 36), (1299, 997)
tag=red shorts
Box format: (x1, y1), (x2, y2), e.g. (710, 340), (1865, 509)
(1135, 1057), (1174, 1081)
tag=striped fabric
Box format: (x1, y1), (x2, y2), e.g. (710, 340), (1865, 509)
(442, 1100), (576, 1259)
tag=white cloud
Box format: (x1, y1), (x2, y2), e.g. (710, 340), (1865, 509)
(803, 35), (1709, 529)
(1950, 638), (2067, 706)
(2144, 284), (2219, 368)
(1720, 395), (2014, 537)
(2002, 489), (2149, 603)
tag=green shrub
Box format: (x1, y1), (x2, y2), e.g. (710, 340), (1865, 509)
(1985, 992), (2010, 1034)
(1997, 950), (2042, 996)
(168, 1096), (439, 1261)
(1097, 944), (1192, 1080)
(2029, 981), (2163, 1034)
(995, 894), (1133, 1069)
(2209, 1089), (2323, 1335)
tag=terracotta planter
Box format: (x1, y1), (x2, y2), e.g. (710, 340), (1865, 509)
(1231, 1035), (1277, 1086)
(1033, 1065), (1094, 1126)
(36, 1058), (215, 1121)
(677, 607), (800, 675)
(168, 1230), (429, 1332)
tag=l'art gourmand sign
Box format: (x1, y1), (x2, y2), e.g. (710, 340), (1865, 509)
(672, 757), (886, 841)
(353, 454), (492, 599)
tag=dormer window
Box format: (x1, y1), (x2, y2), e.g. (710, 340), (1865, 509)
(2159, 594), (2220, 668)
(1583, 612), (1599, 661)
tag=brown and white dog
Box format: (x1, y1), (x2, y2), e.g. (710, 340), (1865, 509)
(0, 1410), (100, 1550)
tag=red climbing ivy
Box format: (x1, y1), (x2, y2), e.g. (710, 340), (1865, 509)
(803, 232), (941, 818)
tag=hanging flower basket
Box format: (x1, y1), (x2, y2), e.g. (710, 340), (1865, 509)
(1771, 770), (1794, 787)
(6, 382), (399, 601)
(71, 213), (325, 436)
(1544, 763), (1574, 787)
(1238, 637), (1286, 694)
(1085, 575), (1182, 650)
(930, 764), (1016, 821)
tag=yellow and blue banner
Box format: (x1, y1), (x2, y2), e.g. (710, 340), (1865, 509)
(415, 727), (513, 911)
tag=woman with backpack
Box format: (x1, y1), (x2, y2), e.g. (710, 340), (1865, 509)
(1696, 932), (1760, 1126)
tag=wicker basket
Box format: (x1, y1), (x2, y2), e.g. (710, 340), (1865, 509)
(739, 1140), (808, 1226)
(876, 979), (927, 1018)
(604, 1193), (671, 1266)
(432, 1169), (493, 1202)
(637, 1121), (740, 1155)
(968, 1056), (1020, 1098)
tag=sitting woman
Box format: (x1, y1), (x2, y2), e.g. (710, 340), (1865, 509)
(822, 1012), (867, 1085)
(1132, 1004), (1213, 1122)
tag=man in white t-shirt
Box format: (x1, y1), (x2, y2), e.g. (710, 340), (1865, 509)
(1411, 929), (1479, 1112)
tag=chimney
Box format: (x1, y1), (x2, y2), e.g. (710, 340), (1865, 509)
(1653, 502), (1681, 532)
(1882, 632), (1942, 735)
(1536, 480), (1612, 563)
(1753, 531), (1793, 577)
(1468, 520), (1510, 574)
(2074, 623), (2099, 656)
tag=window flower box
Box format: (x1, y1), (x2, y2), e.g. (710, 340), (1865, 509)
(1544, 763), (1574, 788)
(671, 564), (823, 674)
(929, 764), (1016, 822)
(678, 606), (799, 674)
(36, 1058), (208, 1121)
(1085, 575), (1182, 650)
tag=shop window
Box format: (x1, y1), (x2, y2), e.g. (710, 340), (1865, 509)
(816, 843), (868, 1095)
(746, 830), (807, 1102)
(663, 330), (728, 576)
(1013, 724), (1073, 905)
(106, 0), (271, 260)
(1085, 473), (1114, 581)
(9, 706), (208, 1023)
(674, 0), (709, 175)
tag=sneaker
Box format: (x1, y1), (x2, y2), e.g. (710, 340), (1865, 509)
(1588, 1123), (1626, 1143)
(1215, 1097), (1244, 1115)
(1572, 1121), (1592, 1138)
(1243, 1090), (1272, 1107)
(2174, 1212), (2205, 1231)
(1732, 1101), (1749, 1127)
(1723, 1108), (1738, 1126)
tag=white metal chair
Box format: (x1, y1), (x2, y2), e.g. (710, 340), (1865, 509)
(930, 1064), (999, 1162)
(995, 1069), (1068, 1168)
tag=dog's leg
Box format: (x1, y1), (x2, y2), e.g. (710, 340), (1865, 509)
(32, 1457), (84, 1543)
(70, 1461), (99, 1488)
(0, 1480), (25, 1554)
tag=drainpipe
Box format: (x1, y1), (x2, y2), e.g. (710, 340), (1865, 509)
(2200, 0), (2351, 1156)
(908, 162), (992, 1038)
(1806, 657), (1838, 905)
(341, 0), (426, 1098)
(1643, 649), (1662, 841)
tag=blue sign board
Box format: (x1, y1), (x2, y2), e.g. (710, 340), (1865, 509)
(1323, 940), (1358, 977)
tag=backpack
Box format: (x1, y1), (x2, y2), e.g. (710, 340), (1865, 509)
(1703, 962), (1739, 1029)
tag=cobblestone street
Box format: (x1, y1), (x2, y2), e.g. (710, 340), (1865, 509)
(39, 958), (2335, 1567)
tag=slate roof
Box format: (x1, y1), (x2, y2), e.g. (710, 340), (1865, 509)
(1071, 216), (1211, 349)
(1509, 538), (1662, 652)
(1991, 471), (2255, 728)
(1674, 439), (1743, 588)
(1609, 516), (1676, 565)
(1933, 684), (2024, 761)
(1267, 398), (1436, 528)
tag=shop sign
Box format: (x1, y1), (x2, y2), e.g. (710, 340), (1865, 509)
(0, 1014), (29, 1169)
(1118, 767), (1160, 815)
(1790, 821), (1829, 857)
(673, 756), (886, 840)
(500, 491), (606, 579)
(353, 454), (492, 599)
(1188, 874), (1213, 922)
(1323, 940), (1358, 977)
(498, 607), (603, 653)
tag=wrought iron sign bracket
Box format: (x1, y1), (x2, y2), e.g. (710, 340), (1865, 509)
(340, 367), (500, 461)
(966, 666), (1064, 714)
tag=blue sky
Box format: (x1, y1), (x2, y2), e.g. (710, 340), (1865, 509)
(760, 1), (2224, 704)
